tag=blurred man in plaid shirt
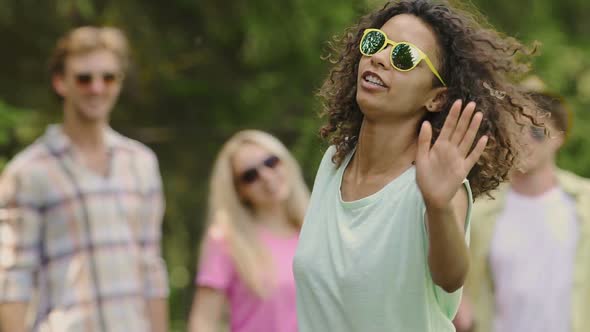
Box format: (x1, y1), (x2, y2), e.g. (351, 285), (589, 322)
(0, 27), (169, 332)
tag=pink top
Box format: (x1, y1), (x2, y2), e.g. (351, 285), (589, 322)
(196, 227), (299, 332)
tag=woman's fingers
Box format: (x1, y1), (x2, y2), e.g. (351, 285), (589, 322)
(450, 102), (476, 146)
(466, 135), (488, 170)
(438, 100), (462, 142)
(458, 111), (483, 157)
(417, 121), (433, 163)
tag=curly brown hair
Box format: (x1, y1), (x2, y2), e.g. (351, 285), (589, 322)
(318, 0), (541, 198)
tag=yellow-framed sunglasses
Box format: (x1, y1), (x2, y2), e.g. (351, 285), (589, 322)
(359, 28), (446, 86)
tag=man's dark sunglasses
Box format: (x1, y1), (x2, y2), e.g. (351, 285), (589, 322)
(74, 72), (122, 87)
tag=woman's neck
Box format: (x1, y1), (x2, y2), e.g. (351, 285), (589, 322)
(253, 204), (295, 234)
(350, 116), (420, 177)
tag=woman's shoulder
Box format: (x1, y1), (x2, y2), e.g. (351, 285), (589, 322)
(202, 217), (231, 252)
(321, 145), (338, 164)
(311, 145), (343, 186)
(318, 145), (353, 171)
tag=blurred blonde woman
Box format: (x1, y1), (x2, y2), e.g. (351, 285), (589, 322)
(189, 130), (310, 332)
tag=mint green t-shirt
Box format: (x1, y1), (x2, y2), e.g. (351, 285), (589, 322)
(293, 146), (472, 332)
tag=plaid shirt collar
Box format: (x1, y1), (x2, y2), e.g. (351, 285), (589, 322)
(42, 124), (125, 155)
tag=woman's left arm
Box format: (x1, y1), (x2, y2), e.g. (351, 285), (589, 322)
(415, 100), (487, 293)
(425, 187), (470, 293)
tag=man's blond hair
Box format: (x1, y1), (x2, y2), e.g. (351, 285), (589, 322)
(48, 26), (129, 76)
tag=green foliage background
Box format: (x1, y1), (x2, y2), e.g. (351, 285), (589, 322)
(0, 0), (588, 330)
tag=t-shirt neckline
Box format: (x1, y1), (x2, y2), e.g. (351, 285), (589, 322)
(337, 147), (415, 210)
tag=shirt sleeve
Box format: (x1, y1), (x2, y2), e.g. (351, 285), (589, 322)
(140, 152), (169, 299)
(196, 233), (234, 292)
(0, 165), (43, 302)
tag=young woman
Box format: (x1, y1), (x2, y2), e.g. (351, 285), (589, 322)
(292, 0), (541, 331)
(189, 130), (310, 332)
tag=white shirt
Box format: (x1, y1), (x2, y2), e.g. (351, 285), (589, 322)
(490, 186), (578, 332)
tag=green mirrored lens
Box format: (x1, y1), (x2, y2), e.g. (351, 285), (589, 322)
(360, 31), (386, 55)
(392, 43), (420, 70)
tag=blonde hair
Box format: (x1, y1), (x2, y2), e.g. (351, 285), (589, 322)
(49, 26), (130, 76)
(204, 130), (309, 297)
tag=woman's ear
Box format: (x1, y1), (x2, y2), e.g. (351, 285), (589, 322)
(424, 87), (448, 113)
(52, 74), (66, 98)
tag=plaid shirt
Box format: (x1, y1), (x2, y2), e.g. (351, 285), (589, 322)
(0, 125), (169, 332)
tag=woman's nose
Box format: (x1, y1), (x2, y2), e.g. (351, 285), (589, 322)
(257, 166), (275, 183)
(370, 45), (391, 69)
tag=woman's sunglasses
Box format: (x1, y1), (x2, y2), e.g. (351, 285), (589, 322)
(359, 28), (446, 86)
(74, 72), (122, 88)
(237, 155), (281, 185)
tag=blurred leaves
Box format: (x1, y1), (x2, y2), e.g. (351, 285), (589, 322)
(56, 0), (96, 19)
(0, 100), (39, 168)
